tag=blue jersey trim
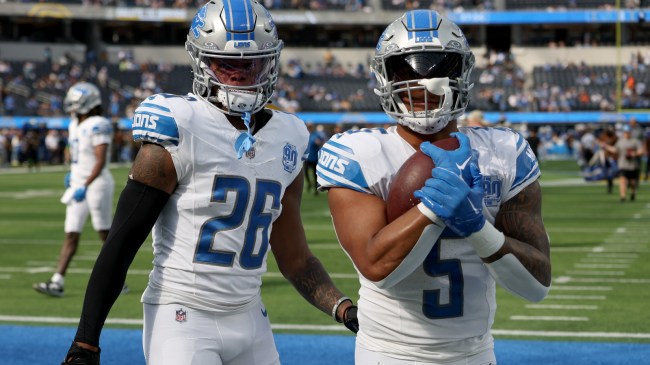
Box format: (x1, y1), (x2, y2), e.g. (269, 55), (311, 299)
(317, 170), (368, 194)
(512, 148), (539, 191)
(325, 140), (354, 154)
(317, 145), (369, 190)
(140, 102), (171, 113)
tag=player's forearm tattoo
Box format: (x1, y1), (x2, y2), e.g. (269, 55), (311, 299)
(286, 256), (344, 315)
(494, 181), (552, 285)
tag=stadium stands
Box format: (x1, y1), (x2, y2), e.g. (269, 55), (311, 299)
(1, 49), (649, 117)
(1, 1), (649, 118)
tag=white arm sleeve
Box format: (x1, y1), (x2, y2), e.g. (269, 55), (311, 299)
(374, 222), (445, 289)
(485, 253), (550, 302)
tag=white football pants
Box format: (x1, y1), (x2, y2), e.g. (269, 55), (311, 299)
(143, 300), (280, 365)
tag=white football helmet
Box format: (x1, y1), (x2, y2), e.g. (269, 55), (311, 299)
(372, 10), (475, 134)
(63, 82), (102, 115)
(186, 0), (282, 116)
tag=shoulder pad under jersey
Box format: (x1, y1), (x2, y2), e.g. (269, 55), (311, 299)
(90, 117), (112, 135)
(132, 94), (181, 147)
(317, 128), (391, 193)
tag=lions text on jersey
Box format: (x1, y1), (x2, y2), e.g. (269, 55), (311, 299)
(132, 93), (308, 312)
(316, 125), (540, 363)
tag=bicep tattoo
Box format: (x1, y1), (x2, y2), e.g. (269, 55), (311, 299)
(130, 143), (177, 193)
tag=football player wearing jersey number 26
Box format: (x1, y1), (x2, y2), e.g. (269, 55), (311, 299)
(61, 1), (358, 364)
(316, 10), (551, 365)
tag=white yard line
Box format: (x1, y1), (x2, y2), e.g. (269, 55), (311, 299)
(579, 258), (636, 263)
(2, 315), (650, 340)
(586, 253), (639, 258)
(566, 270), (625, 276)
(574, 263), (630, 269)
(524, 304), (598, 310)
(545, 295), (607, 300)
(510, 316), (589, 321)
(550, 285), (612, 291)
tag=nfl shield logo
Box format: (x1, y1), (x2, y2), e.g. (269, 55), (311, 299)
(175, 308), (187, 323)
(245, 147), (256, 159)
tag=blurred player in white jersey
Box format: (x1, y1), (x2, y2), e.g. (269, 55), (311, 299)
(317, 10), (551, 365)
(33, 82), (120, 298)
(61, 1), (358, 364)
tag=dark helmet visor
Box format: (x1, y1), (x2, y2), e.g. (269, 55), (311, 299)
(386, 52), (463, 81)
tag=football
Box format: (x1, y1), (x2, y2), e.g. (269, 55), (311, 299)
(385, 137), (460, 223)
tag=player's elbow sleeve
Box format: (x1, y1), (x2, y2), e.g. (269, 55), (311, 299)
(372, 223), (444, 289)
(485, 254), (550, 302)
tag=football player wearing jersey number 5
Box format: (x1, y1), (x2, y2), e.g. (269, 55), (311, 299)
(317, 10), (551, 365)
(61, 1), (358, 364)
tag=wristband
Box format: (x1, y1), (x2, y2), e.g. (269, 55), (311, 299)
(331, 296), (352, 323)
(417, 202), (443, 225)
(466, 221), (505, 258)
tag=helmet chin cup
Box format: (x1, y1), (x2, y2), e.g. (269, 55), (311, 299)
(217, 89), (264, 114)
(398, 114), (452, 135)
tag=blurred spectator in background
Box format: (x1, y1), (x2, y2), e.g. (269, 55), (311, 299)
(600, 125), (643, 202)
(526, 127), (541, 159)
(45, 129), (62, 165)
(22, 129), (40, 171)
(627, 116), (644, 141)
(644, 127), (650, 181)
(599, 126), (618, 194)
(577, 124), (596, 168)
(305, 123), (328, 195)
(465, 109), (488, 127)
(3, 93), (15, 115)
(10, 129), (21, 167)
(0, 129), (7, 167)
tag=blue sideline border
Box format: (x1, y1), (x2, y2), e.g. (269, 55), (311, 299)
(2, 111), (649, 132)
(1, 324), (649, 365)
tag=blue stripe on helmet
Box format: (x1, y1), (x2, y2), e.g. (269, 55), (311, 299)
(406, 10), (438, 43)
(223, 0), (255, 41)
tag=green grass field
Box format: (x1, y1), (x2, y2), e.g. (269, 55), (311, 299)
(1, 160), (649, 343)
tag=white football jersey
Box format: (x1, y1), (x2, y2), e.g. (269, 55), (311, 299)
(68, 115), (113, 187)
(317, 125), (540, 363)
(133, 93), (308, 313)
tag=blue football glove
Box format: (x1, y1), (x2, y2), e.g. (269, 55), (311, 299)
(64, 173), (71, 188)
(73, 186), (87, 202)
(414, 154), (485, 237)
(420, 132), (473, 185)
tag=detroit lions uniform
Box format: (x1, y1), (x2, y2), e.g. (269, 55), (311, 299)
(317, 126), (540, 364)
(132, 93), (308, 365)
(65, 116), (114, 233)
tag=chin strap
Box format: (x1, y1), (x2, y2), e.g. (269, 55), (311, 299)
(234, 111), (257, 159)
